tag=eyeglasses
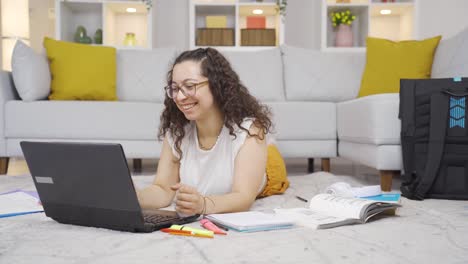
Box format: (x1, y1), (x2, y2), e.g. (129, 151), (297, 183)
(164, 80), (209, 99)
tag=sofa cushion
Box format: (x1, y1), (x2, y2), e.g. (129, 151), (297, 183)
(5, 101), (163, 140)
(11, 40), (50, 101)
(117, 48), (176, 103)
(281, 45), (365, 102)
(358, 36), (441, 97)
(267, 102), (336, 140)
(432, 27), (468, 78)
(222, 48), (284, 101)
(44, 37), (117, 101)
(337, 93), (400, 145)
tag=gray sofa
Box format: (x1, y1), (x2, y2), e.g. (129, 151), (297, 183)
(0, 45), (364, 176)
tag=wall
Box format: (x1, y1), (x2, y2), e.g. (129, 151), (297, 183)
(29, 0), (55, 53)
(284, 0), (320, 49)
(154, 0), (189, 50)
(417, 0), (468, 40)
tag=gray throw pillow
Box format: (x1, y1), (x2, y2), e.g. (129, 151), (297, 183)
(11, 40), (51, 101)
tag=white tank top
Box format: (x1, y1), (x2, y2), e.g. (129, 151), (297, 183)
(167, 118), (266, 196)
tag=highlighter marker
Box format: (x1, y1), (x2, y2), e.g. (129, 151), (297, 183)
(200, 219), (227, 235)
(170, 224), (214, 237)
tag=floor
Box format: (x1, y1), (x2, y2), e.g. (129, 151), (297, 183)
(5, 157), (402, 191)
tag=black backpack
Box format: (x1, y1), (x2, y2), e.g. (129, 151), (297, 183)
(399, 77), (468, 200)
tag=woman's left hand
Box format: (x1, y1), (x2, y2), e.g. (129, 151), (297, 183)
(170, 183), (204, 216)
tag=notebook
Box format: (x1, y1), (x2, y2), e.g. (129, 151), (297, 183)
(0, 190), (43, 218)
(205, 211), (295, 232)
(20, 141), (199, 233)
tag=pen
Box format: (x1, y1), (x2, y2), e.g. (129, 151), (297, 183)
(212, 221), (229, 232)
(160, 228), (192, 235)
(295, 195), (308, 203)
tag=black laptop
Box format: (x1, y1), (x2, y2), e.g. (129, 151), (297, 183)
(20, 141), (199, 233)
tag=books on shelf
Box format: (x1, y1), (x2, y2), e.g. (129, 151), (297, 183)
(275, 193), (401, 229)
(206, 16), (227, 28)
(205, 211), (295, 232)
(0, 190), (43, 218)
(246, 16), (266, 29)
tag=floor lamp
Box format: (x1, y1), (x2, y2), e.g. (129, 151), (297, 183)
(1, 0), (29, 71)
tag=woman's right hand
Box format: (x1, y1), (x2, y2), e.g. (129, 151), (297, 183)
(170, 183), (204, 216)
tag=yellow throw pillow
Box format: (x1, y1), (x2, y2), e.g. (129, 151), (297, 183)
(44, 37), (117, 100)
(358, 36), (441, 97)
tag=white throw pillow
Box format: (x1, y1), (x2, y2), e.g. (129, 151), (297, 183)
(11, 40), (51, 101)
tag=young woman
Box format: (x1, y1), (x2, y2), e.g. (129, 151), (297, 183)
(137, 48), (288, 216)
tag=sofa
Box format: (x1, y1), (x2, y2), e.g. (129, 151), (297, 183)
(2, 27), (467, 191)
(0, 46), (355, 177)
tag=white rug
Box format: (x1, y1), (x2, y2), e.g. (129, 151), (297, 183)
(1, 172), (467, 264)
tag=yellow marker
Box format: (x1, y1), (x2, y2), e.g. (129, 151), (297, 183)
(170, 225), (214, 237)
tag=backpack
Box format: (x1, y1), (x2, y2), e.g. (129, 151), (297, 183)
(399, 77), (468, 200)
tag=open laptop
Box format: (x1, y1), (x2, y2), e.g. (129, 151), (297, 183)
(20, 141), (199, 233)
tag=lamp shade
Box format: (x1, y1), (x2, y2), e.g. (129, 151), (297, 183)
(1, 0), (30, 70)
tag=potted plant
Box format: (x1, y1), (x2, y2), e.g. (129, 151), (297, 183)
(330, 10), (356, 47)
(276, 0), (287, 17)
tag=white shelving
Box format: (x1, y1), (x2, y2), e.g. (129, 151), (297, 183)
(189, 0), (285, 50)
(321, 0), (416, 51)
(55, 0), (152, 49)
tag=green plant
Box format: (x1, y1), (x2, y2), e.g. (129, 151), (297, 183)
(141, 0), (152, 10)
(276, 0), (287, 16)
(330, 10), (356, 27)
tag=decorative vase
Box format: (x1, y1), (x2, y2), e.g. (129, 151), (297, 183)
(335, 24), (353, 47)
(124, 32), (137, 46)
(73, 25), (92, 44)
(94, 29), (103, 44)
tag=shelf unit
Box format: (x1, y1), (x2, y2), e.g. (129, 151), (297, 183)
(189, 0), (285, 50)
(55, 0), (152, 49)
(321, 0), (416, 52)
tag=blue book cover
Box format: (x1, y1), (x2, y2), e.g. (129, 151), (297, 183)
(363, 193), (401, 202)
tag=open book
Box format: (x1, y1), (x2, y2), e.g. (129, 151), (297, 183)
(275, 193), (401, 229)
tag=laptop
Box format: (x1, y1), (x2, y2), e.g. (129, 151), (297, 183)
(20, 141), (199, 233)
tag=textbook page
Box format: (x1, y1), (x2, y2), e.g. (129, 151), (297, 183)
(308, 193), (376, 220)
(274, 207), (359, 229)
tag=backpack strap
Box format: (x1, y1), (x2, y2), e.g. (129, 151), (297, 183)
(399, 80), (416, 184)
(413, 92), (450, 200)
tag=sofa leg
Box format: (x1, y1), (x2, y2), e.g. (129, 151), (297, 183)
(307, 158), (314, 173)
(321, 158), (330, 172)
(0, 157), (9, 175)
(380, 170), (398, 191)
(133, 158), (142, 173)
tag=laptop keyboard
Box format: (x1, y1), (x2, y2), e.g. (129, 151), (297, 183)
(143, 214), (180, 225)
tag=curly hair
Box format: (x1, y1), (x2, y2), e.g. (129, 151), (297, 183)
(158, 47), (273, 160)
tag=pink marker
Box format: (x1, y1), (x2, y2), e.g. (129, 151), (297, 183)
(200, 219), (227, 235)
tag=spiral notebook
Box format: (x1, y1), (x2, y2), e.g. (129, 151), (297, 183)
(205, 211), (295, 232)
